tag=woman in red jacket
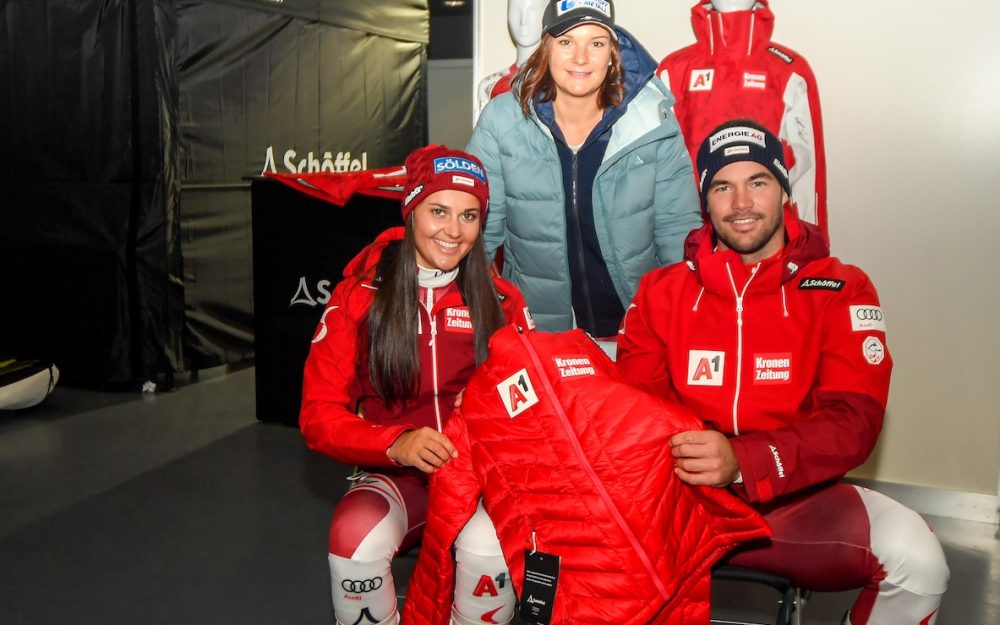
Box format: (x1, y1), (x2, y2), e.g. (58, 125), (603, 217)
(300, 145), (531, 625)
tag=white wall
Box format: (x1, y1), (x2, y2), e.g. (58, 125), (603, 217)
(475, 0), (1000, 497)
(428, 59), (475, 148)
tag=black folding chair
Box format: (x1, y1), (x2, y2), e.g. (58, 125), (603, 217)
(711, 565), (809, 625)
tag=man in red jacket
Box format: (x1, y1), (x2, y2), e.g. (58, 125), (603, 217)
(617, 119), (949, 625)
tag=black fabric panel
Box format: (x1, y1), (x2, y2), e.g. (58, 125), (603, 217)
(176, 2), (426, 369)
(0, 1), (177, 387)
(199, 0), (429, 43)
(0, 0), (426, 386)
(250, 180), (402, 424)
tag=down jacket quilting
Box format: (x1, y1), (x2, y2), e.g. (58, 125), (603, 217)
(402, 326), (770, 625)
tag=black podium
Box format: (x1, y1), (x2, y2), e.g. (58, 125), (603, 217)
(251, 177), (401, 425)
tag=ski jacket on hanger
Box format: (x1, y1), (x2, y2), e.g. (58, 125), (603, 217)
(402, 326), (770, 625)
(658, 0), (827, 240)
(617, 210), (891, 503)
(300, 227), (531, 472)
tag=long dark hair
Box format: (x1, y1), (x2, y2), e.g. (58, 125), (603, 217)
(365, 221), (504, 405)
(512, 32), (624, 118)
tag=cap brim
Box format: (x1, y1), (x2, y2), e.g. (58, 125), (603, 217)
(547, 19), (618, 40)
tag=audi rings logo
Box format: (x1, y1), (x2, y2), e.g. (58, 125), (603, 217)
(342, 577), (383, 593)
(855, 308), (883, 321)
(849, 305), (886, 332)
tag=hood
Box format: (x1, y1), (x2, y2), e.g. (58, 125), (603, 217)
(615, 26), (659, 107)
(690, 0), (775, 57)
(342, 226), (405, 280)
(683, 205), (829, 289)
(534, 26), (659, 138)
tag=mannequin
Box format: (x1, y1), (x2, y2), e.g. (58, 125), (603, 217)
(476, 0), (546, 114)
(710, 0), (756, 11)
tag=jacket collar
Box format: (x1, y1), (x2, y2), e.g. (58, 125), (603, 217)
(534, 26), (658, 147)
(690, 1), (775, 57)
(683, 206), (829, 295)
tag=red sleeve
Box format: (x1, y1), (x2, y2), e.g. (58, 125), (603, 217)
(402, 413), (482, 625)
(616, 270), (679, 402)
(730, 271), (891, 502)
(299, 279), (413, 467)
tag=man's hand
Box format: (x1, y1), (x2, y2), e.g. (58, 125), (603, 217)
(387, 427), (458, 474)
(669, 429), (740, 487)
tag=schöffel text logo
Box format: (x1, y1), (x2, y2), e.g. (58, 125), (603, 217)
(772, 157), (788, 180)
(433, 157), (486, 183)
(798, 277), (845, 291)
(261, 147), (368, 174)
(404, 184), (424, 206)
(767, 46), (794, 64)
(558, 0), (612, 18)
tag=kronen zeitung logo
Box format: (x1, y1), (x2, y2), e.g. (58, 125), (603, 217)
(552, 355), (595, 378)
(262, 146), (368, 174)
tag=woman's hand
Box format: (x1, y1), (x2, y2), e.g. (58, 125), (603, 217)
(387, 427), (458, 473)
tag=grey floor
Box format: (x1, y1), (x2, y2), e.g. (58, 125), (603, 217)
(1, 367), (996, 625)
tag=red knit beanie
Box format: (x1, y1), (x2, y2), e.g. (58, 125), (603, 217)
(401, 145), (489, 221)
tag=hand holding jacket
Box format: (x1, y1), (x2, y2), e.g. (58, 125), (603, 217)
(386, 427), (458, 473)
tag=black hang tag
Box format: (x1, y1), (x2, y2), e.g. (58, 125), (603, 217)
(519, 549), (560, 625)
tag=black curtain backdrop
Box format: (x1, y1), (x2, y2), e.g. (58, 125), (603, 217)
(0, 0), (427, 387)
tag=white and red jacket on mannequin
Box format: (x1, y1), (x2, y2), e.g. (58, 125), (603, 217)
(658, 0), (827, 241)
(402, 326), (770, 625)
(617, 210), (891, 503)
(477, 63), (518, 116)
(300, 227), (531, 473)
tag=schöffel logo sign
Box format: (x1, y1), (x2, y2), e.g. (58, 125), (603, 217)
(798, 277), (845, 291)
(261, 146), (368, 174)
(432, 157), (486, 183)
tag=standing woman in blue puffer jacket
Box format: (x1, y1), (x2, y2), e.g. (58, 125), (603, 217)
(467, 0), (701, 345)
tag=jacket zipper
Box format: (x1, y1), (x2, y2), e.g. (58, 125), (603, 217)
(516, 331), (669, 600)
(725, 262), (760, 436)
(424, 286), (443, 432)
(569, 150), (593, 330)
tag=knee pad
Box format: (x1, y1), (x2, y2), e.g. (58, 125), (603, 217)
(329, 554), (398, 625)
(329, 475), (409, 561)
(858, 487), (950, 596)
(452, 501), (515, 625)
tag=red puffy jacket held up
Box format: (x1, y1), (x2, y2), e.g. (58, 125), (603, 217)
(402, 326), (771, 625)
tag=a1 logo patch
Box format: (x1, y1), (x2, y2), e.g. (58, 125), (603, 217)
(497, 368), (539, 418)
(687, 350), (725, 386)
(689, 69), (714, 91)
